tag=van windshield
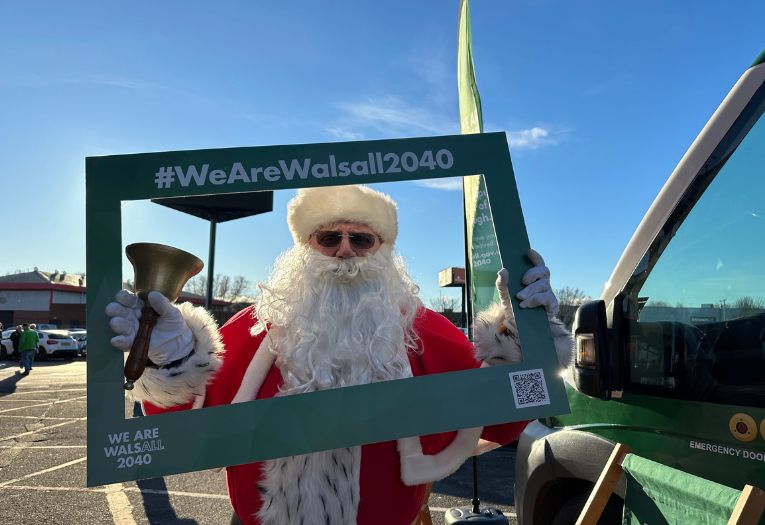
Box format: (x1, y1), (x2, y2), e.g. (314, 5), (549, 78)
(628, 86), (765, 407)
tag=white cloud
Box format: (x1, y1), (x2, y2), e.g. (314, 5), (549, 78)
(87, 77), (153, 90)
(5, 74), (153, 91)
(506, 127), (557, 150)
(413, 177), (463, 191)
(328, 96), (457, 140)
(328, 96), (563, 153)
(325, 127), (365, 141)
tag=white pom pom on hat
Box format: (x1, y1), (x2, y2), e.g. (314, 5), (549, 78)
(287, 185), (398, 245)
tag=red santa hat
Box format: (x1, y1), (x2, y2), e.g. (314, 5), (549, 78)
(287, 185), (398, 245)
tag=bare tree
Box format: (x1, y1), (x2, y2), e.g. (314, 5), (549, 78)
(184, 274), (252, 302)
(555, 286), (591, 330)
(555, 287), (590, 307)
(430, 295), (460, 313)
(185, 275), (207, 296)
(732, 296), (765, 317)
(647, 300), (671, 307)
(216, 274), (231, 300)
(228, 275), (249, 300)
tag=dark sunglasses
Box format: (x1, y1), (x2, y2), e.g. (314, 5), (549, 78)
(313, 230), (380, 250)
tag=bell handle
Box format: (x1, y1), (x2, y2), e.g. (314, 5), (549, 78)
(124, 304), (161, 390)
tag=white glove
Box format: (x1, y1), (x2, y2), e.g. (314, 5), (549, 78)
(105, 290), (194, 366)
(516, 248), (559, 318)
(490, 249), (571, 368)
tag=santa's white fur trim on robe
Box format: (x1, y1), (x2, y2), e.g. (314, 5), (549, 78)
(231, 333), (275, 404)
(256, 446), (361, 525)
(287, 185), (398, 245)
(131, 302), (223, 408)
(472, 302), (573, 368)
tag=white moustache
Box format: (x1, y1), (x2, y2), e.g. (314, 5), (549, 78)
(307, 251), (387, 282)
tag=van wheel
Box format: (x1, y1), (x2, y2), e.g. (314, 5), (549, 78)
(0, 347), (6, 360)
(37, 347), (48, 361)
(551, 493), (623, 525)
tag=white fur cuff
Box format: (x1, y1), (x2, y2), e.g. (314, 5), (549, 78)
(131, 302), (223, 408)
(398, 427), (483, 486)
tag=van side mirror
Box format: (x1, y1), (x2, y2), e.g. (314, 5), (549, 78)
(572, 299), (611, 399)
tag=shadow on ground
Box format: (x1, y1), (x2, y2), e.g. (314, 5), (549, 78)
(0, 367), (27, 394)
(132, 402), (200, 525)
(433, 444), (517, 506)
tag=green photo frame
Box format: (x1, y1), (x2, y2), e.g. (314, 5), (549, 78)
(86, 132), (569, 486)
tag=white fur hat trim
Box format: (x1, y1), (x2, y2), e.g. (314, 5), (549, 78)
(287, 185), (398, 244)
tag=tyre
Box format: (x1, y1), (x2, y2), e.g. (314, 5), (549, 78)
(551, 493), (623, 525)
(37, 347), (48, 361)
(0, 346), (6, 360)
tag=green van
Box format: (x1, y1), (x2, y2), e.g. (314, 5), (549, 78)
(514, 50), (765, 524)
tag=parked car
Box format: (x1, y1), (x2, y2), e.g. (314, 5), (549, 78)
(0, 329), (14, 360)
(36, 330), (79, 360)
(514, 51), (765, 524)
(68, 329), (87, 357)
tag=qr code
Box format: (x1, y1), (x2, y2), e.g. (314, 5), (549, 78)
(509, 368), (550, 408)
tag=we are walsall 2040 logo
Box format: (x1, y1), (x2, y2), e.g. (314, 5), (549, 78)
(104, 426), (165, 470)
(152, 149), (455, 190)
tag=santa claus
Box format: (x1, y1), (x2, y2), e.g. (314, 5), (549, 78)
(106, 184), (572, 525)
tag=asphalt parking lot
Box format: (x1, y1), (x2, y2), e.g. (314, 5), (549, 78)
(0, 359), (518, 524)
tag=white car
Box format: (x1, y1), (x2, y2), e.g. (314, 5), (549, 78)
(68, 329), (87, 357)
(36, 330), (79, 360)
(0, 329), (14, 360)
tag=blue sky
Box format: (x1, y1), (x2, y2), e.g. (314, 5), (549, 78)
(1, 1), (763, 307)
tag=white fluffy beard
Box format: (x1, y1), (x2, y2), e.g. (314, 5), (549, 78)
(253, 244), (421, 395)
(250, 245), (421, 525)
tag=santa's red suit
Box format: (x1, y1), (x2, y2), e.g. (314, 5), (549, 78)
(142, 304), (527, 525)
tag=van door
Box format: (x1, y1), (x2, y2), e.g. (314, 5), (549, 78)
(607, 76), (765, 488)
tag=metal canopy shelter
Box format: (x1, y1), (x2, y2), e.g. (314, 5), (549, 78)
(151, 191), (274, 308)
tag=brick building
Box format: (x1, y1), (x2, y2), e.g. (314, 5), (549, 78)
(0, 269), (87, 328)
(0, 269), (241, 329)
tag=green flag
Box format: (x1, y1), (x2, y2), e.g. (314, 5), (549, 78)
(458, 0), (502, 319)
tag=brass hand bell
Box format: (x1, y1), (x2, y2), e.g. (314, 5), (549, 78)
(124, 243), (204, 390)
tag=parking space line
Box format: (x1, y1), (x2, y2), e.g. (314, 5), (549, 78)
(0, 445), (86, 449)
(0, 419), (78, 442)
(3, 483), (232, 502)
(0, 456), (86, 487)
(0, 399), (63, 403)
(105, 483), (138, 525)
(0, 396), (82, 405)
(0, 402), (55, 413)
(0, 484), (99, 493)
(55, 395), (88, 403)
(122, 487), (229, 500)
(0, 388), (86, 395)
(0, 415), (85, 420)
(0, 396), (86, 414)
